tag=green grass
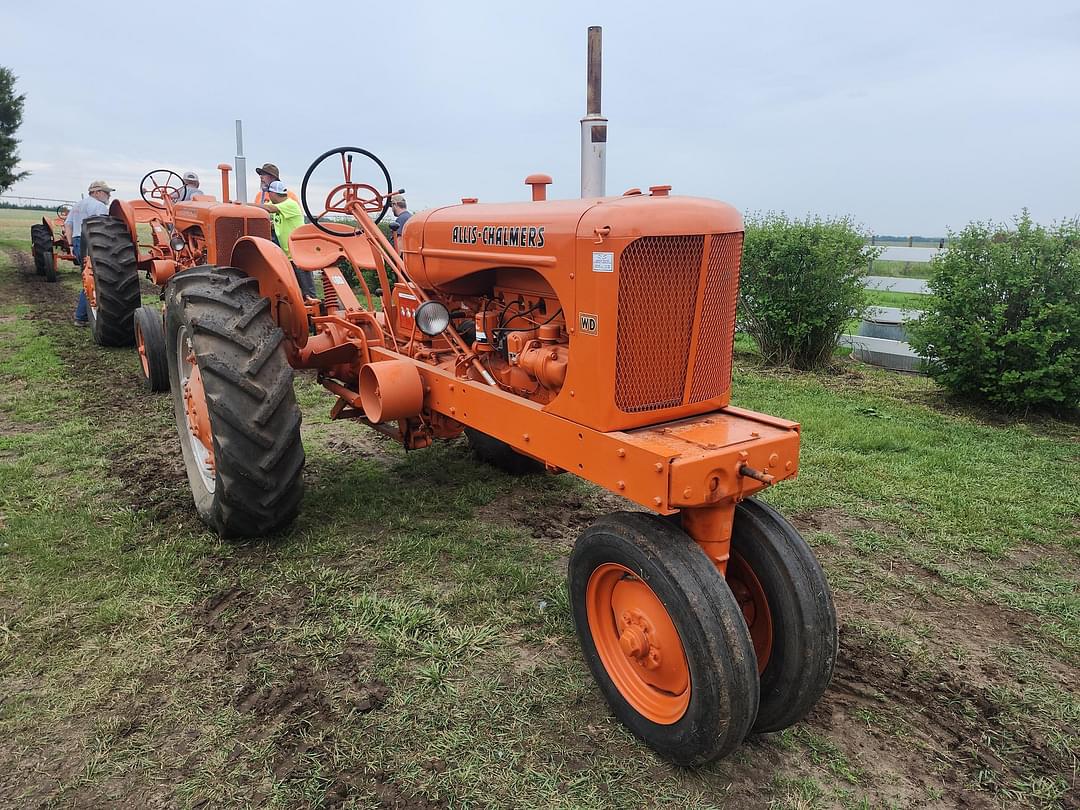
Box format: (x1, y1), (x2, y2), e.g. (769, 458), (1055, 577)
(863, 289), (930, 310)
(867, 259), (934, 280)
(0, 208), (1077, 809)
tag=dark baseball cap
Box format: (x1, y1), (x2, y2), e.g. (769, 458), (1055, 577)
(255, 163), (280, 179)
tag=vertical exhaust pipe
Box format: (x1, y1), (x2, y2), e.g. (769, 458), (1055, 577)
(234, 119), (248, 203)
(217, 163), (233, 203)
(580, 26), (607, 198)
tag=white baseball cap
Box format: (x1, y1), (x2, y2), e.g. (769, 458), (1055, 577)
(267, 180), (288, 194)
(182, 171), (199, 183)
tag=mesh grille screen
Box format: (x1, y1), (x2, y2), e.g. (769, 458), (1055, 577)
(214, 217), (271, 258)
(614, 233), (742, 414)
(689, 232), (743, 403)
(614, 236), (704, 412)
(247, 218), (271, 240)
(215, 218), (244, 257)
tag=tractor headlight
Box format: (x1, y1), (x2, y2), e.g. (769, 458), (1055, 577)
(170, 235), (186, 252)
(415, 301), (451, 336)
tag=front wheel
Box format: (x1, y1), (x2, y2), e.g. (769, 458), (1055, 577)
(134, 306), (169, 392)
(81, 216), (139, 346)
(31, 224), (53, 277)
(728, 499), (838, 733)
(164, 265), (305, 537)
(569, 512), (759, 765)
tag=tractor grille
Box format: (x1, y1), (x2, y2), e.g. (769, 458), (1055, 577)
(688, 233), (743, 403)
(214, 217), (272, 258)
(614, 233), (743, 414)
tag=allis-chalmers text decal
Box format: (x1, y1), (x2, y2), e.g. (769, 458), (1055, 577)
(451, 225), (546, 248)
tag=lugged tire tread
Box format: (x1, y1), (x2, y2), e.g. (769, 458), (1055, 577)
(164, 265), (304, 537)
(31, 224), (54, 278)
(82, 216), (139, 346)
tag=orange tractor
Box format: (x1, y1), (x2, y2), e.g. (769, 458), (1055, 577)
(163, 146), (837, 765)
(79, 165), (377, 391)
(29, 204), (77, 282)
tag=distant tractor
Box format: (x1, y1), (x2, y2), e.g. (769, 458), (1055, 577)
(80, 164), (378, 392)
(29, 205), (76, 282)
(159, 145), (837, 766)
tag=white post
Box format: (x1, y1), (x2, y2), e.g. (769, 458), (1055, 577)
(234, 120), (248, 203)
(580, 26), (607, 198)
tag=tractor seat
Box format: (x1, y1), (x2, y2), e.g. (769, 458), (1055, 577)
(289, 222), (377, 272)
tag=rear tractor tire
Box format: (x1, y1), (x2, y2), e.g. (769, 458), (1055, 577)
(81, 215), (139, 346)
(134, 306), (169, 392)
(464, 427), (544, 475)
(164, 265), (305, 537)
(568, 512), (760, 766)
(30, 224), (54, 278)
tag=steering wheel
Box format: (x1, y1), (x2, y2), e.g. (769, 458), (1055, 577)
(56, 204), (71, 219)
(300, 146), (394, 237)
(140, 169), (184, 210)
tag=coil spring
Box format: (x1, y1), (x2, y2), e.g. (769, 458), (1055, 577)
(321, 270), (339, 313)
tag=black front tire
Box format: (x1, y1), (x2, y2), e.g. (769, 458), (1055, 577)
(730, 499), (838, 733)
(569, 512), (760, 766)
(30, 224), (53, 277)
(134, 306), (170, 392)
(164, 265), (305, 537)
(82, 216), (139, 346)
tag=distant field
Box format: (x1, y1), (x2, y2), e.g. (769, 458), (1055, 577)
(867, 259), (934, 280)
(0, 209), (44, 244)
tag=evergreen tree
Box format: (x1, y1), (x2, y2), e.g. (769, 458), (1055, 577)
(0, 67), (28, 194)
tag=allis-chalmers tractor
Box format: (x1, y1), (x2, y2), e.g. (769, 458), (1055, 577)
(79, 165), (374, 392)
(162, 146), (837, 765)
(29, 205), (76, 282)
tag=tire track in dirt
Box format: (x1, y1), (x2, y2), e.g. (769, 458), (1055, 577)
(4, 251), (192, 522)
(2, 254), (446, 808)
(190, 584), (444, 809)
(819, 625), (1078, 808)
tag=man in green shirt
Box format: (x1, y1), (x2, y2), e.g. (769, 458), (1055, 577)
(262, 180), (316, 299)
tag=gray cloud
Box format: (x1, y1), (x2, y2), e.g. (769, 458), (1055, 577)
(5, 0), (1078, 234)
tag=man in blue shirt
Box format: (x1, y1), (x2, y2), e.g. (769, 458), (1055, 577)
(67, 180), (114, 325)
(388, 194), (411, 249)
(172, 172), (203, 202)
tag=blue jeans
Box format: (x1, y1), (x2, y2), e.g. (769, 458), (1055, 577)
(73, 236), (89, 321)
(294, 263), (317, 299)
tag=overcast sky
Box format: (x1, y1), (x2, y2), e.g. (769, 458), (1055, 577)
(5, 0), (1078, 235)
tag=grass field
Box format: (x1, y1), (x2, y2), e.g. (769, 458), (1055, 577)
(866, 259), (934, 281)
(0, 208), (1077, 809)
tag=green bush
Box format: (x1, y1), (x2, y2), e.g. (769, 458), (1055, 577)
(739, 214), (873, 368)
(908, 212), (1080, 412)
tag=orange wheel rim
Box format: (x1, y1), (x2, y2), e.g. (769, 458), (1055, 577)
(83, 259), (97, 309)
(135, 322), (150, 377)
(176, 326), (216, 493)
(585, 563), (690, 724)
(726, 551), (773, 674)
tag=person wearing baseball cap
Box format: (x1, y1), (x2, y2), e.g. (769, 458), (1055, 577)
(388, 194), (412, 248)
(172, 171), (203, 203)
(261, 180), (316, 299)
(68, 180), (116, 325)
(252, 162), (298, 205)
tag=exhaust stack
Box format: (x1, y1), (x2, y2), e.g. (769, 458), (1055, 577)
(580, 26), (607, 198)
(234, 120), (248, 203)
